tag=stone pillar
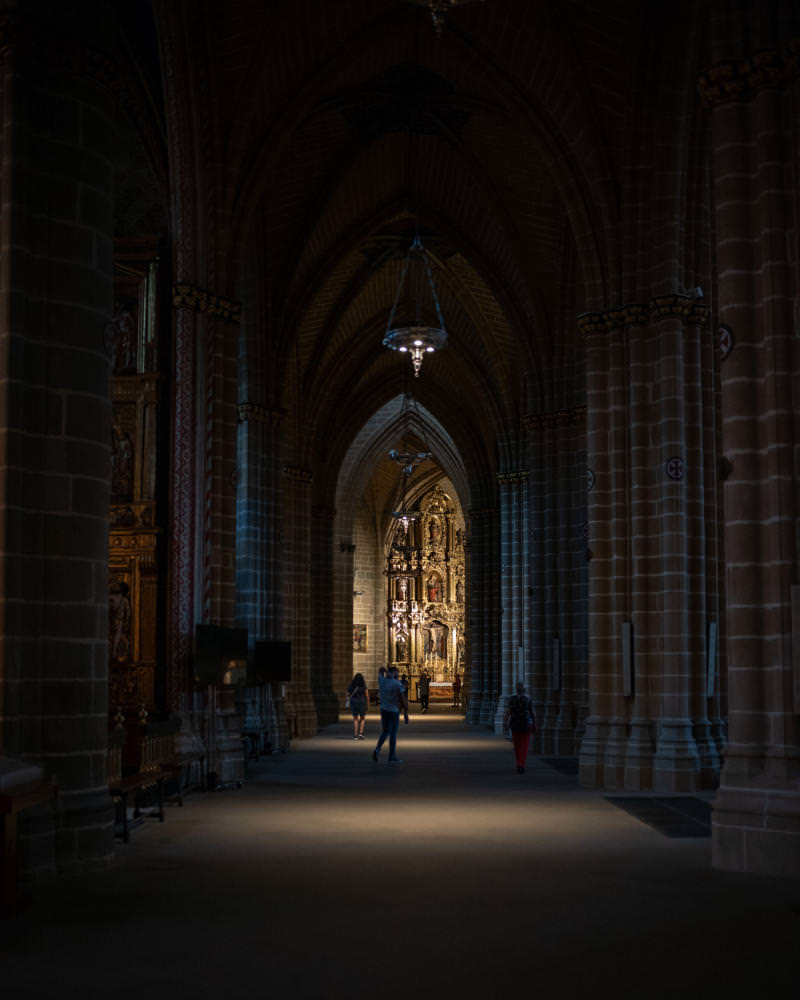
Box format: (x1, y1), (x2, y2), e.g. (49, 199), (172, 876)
(311, 506), (339, 725)
(495, 472), (528, 733)
(525, 399), (589, 758)
(466, 507), (498, 726)
(236, 403), (284, 642)
(580, 318), (627, 786)
(581, 299), (719, 792)
(700, 9), (800, 875)
(0, 16), (117, 872)
(282, 465), (318, 737)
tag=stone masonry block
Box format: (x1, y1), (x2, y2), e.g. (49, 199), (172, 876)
(41, 512), (106, 558)
(7, 383), (64, 436)
(71, 476), (111, 518)
(65, 393), (112, 442)
(41, 639), (99, 679)
(79, 185), (112, 232)
(28, 172), (79, 221)
(48, 219), (95, 264)
(43, 558), (96, 603)
(46, 259), (110, 310)
(41, 679), (94, 716)
(30, 136), (111, 190)
(46, 345), (109, 394)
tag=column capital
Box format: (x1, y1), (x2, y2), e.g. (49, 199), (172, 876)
(698, 39), (800, 109)
(578, 295), (708, 335)
(496, 471), (528, 486)
(283, 465), (313, 484)
(523, 406), (586, 433)
(172, 283), (241, 322)
(238, 402), (285, 426)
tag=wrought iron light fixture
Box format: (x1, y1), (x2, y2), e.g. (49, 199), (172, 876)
(383, 236), (447, 378)
(412, 0), (486, 35)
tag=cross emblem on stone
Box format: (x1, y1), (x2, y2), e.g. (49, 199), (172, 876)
(719, 324), (734, 360)
(666, 456), (685, 481)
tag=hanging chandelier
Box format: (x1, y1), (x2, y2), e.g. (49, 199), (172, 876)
(407, 0), (486, 35)
(383, 236), (447, 378)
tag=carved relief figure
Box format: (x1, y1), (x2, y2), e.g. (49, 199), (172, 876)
(456, 579), (464, 603)
(109, 578), (132, 662)
(111, 427), (134, 498)
(427, 572), (442, 602)
(109, 301), (136, 374)
(428, 516), (442, 545)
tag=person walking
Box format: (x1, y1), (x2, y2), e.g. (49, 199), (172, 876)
(503, 681), (536, 773)
(418, 669), (431, 713)
(452, 672), (462, 708)
(373, 665), (409, 764)
(347, 672), (369, 740)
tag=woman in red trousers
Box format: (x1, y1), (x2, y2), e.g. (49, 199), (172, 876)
(503, 682), (536, 773)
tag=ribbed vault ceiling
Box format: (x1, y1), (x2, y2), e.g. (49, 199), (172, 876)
(115, 0), (660, 521)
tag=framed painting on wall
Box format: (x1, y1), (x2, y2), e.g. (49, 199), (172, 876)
(353, 624), (368, 652)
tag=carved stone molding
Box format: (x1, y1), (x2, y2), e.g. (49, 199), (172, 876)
(578, 295), (708, 335)
(698, 40), (800, 109)
(496, 471), (529, 485)
(172, 283), (241, 322)
(283, 465), (313, 484)
(237, 402), (285, 426)
(523, 406), (587, 432)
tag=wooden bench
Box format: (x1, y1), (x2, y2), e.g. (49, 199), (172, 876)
(107, 718), (203, 842)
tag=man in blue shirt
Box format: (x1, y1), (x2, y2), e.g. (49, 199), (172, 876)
(373, 666), (409, 764)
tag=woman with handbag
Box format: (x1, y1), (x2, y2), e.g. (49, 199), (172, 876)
(503, 681), (536, 773)
(347, 673), (369, 740)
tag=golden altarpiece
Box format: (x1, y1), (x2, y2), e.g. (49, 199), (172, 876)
(387, 485), (465, 696)
(107, 239), (163, 718)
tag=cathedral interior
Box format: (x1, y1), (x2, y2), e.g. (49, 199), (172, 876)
(1, 0), (800, 958)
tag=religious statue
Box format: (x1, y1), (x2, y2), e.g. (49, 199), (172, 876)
(109, 301), (136, 374)
(456, 579), (464, 603)
(108, 578), (132, 662)
(428, 517), (442, 544)
(427, 573), (441, 602)
(111, 427), (134, 498)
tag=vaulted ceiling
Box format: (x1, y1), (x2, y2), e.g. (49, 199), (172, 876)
(110, 0), (700, 519)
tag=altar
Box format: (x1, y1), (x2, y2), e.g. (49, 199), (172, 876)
(429, 681), (453, 701)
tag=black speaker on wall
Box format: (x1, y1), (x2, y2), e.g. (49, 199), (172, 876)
(250, 640), (292, 684)
(194, 624), (248, 685)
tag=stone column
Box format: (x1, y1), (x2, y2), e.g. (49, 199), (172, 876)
(0, 16), (117, 872)
(581, 298), (719, 792)
(495, 473), (528, 733)
(525, 401), (589, 757)
(700, 10), (800, 875)
(580, 317), (628, 787)
(466, 507), (498, 726)
(282, 465), (318, 737)
(311, 506), (339, 725)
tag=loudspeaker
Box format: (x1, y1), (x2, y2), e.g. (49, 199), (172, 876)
(251, 640), (292, 684)
(194, 625), (248, 685)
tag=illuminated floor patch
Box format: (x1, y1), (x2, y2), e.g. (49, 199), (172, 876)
(605, 796), (711, 838)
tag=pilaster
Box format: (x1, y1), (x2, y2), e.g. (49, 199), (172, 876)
(0, 15), (118, 872)
(702, 14), (800, 875)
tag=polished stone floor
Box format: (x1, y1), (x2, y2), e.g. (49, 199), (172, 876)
(3, 710), (799, 999)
